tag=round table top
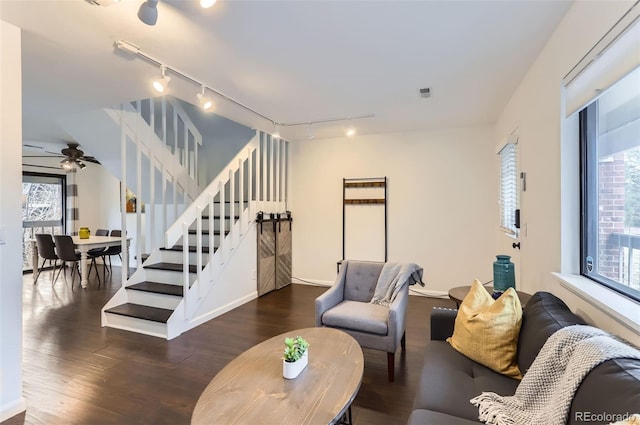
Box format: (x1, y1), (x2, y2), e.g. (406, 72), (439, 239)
(448, 285), (532, 307)
(191, 327), (364, 425)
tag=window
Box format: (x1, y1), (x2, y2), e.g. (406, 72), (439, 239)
(580, 67), (640, 302)
(498, 138), (519, 237)
(22, 173), (66, 271)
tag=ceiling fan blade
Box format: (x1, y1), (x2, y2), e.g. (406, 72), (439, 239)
(82, 156), (101, 165)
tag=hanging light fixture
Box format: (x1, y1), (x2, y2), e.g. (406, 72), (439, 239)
(152, 66), (171, 93)
(138, 0), (159, 26)
(196, 86), (214, 111)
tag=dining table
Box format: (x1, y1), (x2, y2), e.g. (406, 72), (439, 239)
(31, 235), (131, 289)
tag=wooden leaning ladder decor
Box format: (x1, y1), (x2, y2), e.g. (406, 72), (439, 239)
(342, 177), (388, 265)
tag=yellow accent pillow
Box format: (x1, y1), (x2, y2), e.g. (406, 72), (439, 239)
(447, 279), (523, 379)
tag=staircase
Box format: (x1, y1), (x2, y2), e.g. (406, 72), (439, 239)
(99, 125), (288, 339)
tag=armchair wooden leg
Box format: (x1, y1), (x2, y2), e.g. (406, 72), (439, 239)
(387, 352), (395, 382)
(401, 332), (406, 351)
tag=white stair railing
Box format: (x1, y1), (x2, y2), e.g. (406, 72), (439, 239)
(132, 97), (203, 187)
(166, 131), (289, 320)
(110, 101), (203, 264)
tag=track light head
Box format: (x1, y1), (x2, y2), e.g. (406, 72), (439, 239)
(200, 0), (217, 8)
(197, 86), (214, 111)
(152, 66), (170, 93)
(138, 0), (159, 26)
(306, 124), (314, 140)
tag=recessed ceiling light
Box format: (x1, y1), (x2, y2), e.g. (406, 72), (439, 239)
(200, 0), (217, 8)
(345, 127), (356, 137)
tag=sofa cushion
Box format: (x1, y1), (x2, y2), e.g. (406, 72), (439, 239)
(447, 279), (523, 379)
(321, 300), (388, 335)
(517, 291), (586, 374)
(407, 409), (482, 425)
(568, 358), (640, 425)
(413, 341), (519, 422)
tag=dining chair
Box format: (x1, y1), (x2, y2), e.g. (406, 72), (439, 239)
(53, 235), (102, 289)
(34, 233), (59, 285)
(88, 228), (109, 282)
(103, 230), (122, 275)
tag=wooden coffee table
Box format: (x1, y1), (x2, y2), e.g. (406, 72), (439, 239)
(448, 285), (532, 308)
(191, 327), (364, 425)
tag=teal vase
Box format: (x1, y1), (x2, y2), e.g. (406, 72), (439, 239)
(493, 255), (515, 297)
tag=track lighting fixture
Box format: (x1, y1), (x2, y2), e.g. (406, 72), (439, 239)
(196, 86), (214, 111)
(115, 39), (376, 140)
(200, 0), (217, 8)
(138, 0), (159, 26)
(152, 66), (171, 93)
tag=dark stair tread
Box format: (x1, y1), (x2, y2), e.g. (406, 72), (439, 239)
(187, 229), (230, 235)
(144, 262), (199, 273)
(201, 215), (240, 220)
(105, 303), (173, 323)
(160, 245), (217, 254)
(127, 281), (183, 297)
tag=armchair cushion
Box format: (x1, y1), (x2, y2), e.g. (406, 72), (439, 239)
(322, 301), (389, 335)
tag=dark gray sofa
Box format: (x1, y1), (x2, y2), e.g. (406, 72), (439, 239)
(408, 292), (640, 425)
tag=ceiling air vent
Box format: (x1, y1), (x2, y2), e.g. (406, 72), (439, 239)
(418, 87), (432, 99)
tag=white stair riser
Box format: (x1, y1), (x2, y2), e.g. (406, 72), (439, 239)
(126, 289), (182, 310)
(181, 233), (222, 246)
(104, 313), (168, 339)
(159, 250), (210, 264)
(189, 218), (235, 232)
(143, 268), (197, 285)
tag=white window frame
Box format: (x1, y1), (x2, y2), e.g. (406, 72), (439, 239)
(498, 135), (519, 237)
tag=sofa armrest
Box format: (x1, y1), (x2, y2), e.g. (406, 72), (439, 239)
(388, 283), (410, 348)
(430, 307), (457, 340)
(315, 267), (348, 327)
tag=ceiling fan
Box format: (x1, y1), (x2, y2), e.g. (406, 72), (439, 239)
(23, 142), (100, 171)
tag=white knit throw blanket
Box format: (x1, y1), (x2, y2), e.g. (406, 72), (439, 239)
(470, 325), (640, 425)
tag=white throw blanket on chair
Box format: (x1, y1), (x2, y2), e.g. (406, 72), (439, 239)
(370, 262), (423, 307)
(470, 325), (640, 425)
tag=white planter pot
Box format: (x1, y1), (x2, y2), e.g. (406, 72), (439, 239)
(283, 350), (308, 379)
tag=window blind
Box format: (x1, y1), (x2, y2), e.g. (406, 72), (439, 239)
(564, 2), (640, 117)
(499, 140), (518, 235)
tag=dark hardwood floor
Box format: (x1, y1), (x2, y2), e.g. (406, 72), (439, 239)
(4, 267), (454, 425)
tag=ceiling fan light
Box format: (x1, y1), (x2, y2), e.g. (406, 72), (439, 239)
(200, 0), (216, 8)
(76, 160), (87, 170)
(138, 0), (159, 26)
(60, 159), (74, 170)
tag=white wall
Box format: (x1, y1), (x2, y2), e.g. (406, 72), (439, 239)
(494, 0), (639, 344)
(0, 19), (27, 422)
(290, 126), (497, 295)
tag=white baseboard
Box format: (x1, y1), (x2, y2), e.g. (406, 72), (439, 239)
(409, 287), (449, 299)
(291, 277), (333, 287)
(0, 397), (27, 422)
(189, 291), (258, 328)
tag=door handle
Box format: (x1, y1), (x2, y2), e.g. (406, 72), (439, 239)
(512, 242), (521, 250)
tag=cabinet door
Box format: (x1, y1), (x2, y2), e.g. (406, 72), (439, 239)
(276, 221), (292, 289)
(257, 222), (276, 296)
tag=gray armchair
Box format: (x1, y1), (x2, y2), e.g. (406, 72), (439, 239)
(315, 260), (410, 381)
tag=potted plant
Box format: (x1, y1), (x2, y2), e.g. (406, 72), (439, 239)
(282, 336), (309, 379)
